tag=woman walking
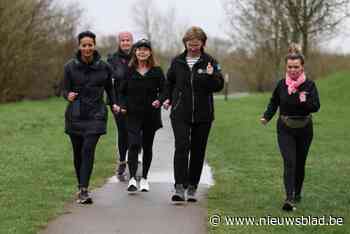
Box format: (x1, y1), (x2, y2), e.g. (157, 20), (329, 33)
(260, 44), (320, 211)
(107, 31), (134, 180)
(119, 39), (165, 193)
(63, 31), (118, 204)
(163, 26), (224, 203)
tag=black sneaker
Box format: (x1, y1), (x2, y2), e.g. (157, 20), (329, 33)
(282, 200), (296, 212)
(116, 162), (128, 181)
(171, 184), (185, 203)
(117, 162), (127, 176)
(77, 188), (93, 204)
(187, 185), (197, 202)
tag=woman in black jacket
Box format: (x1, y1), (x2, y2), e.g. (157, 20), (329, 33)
(119, 39), (165, 193)
(63, 31), (118, 204)
(261, 44), (320, 211)
(163, 26), (224, 203)
(107, 31), (134, 180)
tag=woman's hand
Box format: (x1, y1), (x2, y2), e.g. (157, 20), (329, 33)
(162, 99), (171, 110)
(112, 104), (120, 113)
(152, 100), (161, 109)
(68, 92), (78, 102)
(206, 62), (214, 75)
(260, 117), (268, 125)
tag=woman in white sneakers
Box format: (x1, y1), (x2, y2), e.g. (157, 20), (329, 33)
(118, 39), (166, 193)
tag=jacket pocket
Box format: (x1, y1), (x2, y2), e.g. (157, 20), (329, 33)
(172, 91), (182, 112)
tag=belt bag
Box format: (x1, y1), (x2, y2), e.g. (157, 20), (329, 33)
(280, 115), (311, 128)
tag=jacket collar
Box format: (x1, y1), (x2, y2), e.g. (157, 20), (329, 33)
(175, 50), (210, 65)
(74, 50), (102, 69)
(111, 48), (131, 61)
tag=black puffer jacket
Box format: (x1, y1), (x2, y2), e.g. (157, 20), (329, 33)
(63, 51), (116, 135)
(107, 49), (131, 102)
(119, 66), (165, 131)
(165, 51), (224, 123)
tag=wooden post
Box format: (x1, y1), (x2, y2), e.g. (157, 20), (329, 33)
(224, 73), (229, 101)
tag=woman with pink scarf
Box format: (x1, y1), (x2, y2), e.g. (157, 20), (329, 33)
(260, 44), (320, 212)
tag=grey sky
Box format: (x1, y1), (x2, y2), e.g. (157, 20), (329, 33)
(62, 0), (350, 53)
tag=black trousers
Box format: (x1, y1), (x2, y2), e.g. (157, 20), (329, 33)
(113, 113), (128, 162)
(171, 119), (212, 188)
(277, 118), (313, 200)
(69, 134), (100, 188)
(127, 125), (156, 179)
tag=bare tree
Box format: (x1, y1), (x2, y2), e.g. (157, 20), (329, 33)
(131, 0), (187, 55)
(132, 0), (158, 42)
(285, 0), (350, 57)
(0, 0), (83, 102)
(222, 0), (350, 91)
(98, 35), (118, 57)
(223, 0), (291, 90)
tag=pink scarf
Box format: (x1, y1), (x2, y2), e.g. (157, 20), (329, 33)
(285, 72), (306, 95)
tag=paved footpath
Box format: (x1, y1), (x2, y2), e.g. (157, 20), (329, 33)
(40, 110), (214, 234)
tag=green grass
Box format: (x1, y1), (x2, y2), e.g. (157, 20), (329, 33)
(207, 71), (350, 233)
(0, 72), (349, 234)
(0, 98), (117, 234)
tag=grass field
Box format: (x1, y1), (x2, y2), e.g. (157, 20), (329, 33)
(207, 72), (350, 233)
(0, 99), (117, 234)
(0, 72), (349, 234)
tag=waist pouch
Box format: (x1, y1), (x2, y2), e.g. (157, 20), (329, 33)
(280, 115), (311, 128)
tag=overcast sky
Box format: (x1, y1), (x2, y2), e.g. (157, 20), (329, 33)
(61, 0), (350, 53)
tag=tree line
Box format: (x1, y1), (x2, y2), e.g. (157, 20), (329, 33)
(223, 0), (350, 91)
(1, 0), (349, 103)
(0, 0), (81, 102)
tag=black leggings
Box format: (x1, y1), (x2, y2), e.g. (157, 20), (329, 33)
(127, 129), (156, 179)
(277, 119), (313, 200)
(69, 134), (100, 188)
(114, 114), (128, 162)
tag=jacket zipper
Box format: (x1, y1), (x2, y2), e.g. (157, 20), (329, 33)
(190, 70), (195, 123)
(176, 55), (202, 123)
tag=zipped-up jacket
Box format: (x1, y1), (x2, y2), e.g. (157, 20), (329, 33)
(63, 50), (116, 135)
(165, 51), (224, 123)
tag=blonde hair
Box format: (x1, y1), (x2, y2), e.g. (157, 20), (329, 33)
(182, 26), (207, 46)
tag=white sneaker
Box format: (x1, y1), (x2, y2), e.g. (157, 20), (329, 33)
(139, 178), (149, 192)
(127, 177), (138, 193)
